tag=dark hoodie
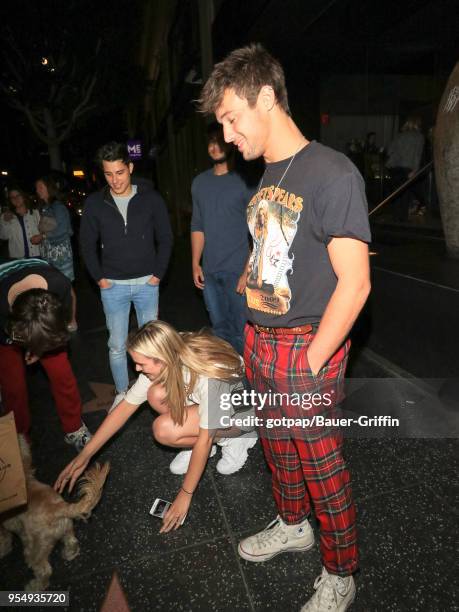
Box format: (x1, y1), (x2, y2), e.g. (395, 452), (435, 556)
(80, 183), (173, 282)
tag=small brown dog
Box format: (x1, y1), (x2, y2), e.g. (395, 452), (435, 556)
(0, 438), (109, 591)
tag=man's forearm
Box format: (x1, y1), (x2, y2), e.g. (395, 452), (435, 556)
(153, 203), (173, 279)
(307, 279), (370, 373)
(191, 231), (205, 267)
(154, 233), (173, 280)
(307, 237), (371, 374)
(80, 244), (103, 282)
(80, 212), (103, 281)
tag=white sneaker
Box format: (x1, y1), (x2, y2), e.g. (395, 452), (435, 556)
(64, 423), (92, 453)
(169, 445), (217, 475)
(238, 515), (314, 562)
(108, 391), (126, 414)
(300, 567), (356, 612)
(216, 432), (257, 475)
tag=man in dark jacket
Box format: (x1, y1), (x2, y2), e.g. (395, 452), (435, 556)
(80, 142), (173, 410)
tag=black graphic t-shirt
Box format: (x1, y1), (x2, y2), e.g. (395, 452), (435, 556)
(246, 141), (371, 327)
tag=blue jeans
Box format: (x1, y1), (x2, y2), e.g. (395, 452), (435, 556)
(203, 271), (247, 355)
(100, 282), (159, 392)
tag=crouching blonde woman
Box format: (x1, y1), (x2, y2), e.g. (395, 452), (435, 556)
(55, 320), (256, 532)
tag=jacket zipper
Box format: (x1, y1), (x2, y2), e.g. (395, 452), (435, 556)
(104, 197), (130, 236)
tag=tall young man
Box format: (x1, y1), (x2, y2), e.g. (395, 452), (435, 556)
(190, 123), (256, 475)
(200, 45), (371, 611)
(80, 142), (173, 410)
(191, 123), (251, 355)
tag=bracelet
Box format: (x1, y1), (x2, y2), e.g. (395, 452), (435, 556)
(181, 485), (194, 495)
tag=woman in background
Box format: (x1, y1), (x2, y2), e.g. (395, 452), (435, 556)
(35, 176), (77, 331)
(0, 187), (42, 259)
(386, 116), (425, 222)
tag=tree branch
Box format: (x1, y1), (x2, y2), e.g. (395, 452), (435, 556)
(3, 54), (25, 89)
(56, 73), (98, 142)
(22, 108), (48, 143)
(1, 32), (103, 152)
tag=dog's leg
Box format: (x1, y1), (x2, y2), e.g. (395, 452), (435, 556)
(23, 532), (39, 569)
(0, 525), (13, 558)
(25, 538), (54, 592)
(61, 522), (79, 561)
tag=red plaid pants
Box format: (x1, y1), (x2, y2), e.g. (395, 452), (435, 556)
(244, 323), (358, 576)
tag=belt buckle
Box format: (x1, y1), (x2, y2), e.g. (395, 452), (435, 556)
(255, 324), (273, 334)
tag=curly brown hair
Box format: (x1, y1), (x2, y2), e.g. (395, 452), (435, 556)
(7, 289), (70, 356)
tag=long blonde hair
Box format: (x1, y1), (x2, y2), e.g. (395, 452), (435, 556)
(127, 321), (243, 425)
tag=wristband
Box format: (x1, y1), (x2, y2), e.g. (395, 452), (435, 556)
(181, 486), (194, 495)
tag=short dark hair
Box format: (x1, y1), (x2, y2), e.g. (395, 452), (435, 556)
(199, 43), (289, 115)
(7, 289), (70, 356)
(95, 141), (131, 167)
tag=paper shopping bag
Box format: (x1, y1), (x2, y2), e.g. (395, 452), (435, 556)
(0, 412), (27, 514)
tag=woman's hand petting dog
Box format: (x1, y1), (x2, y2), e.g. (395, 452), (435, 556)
(54, 453), (90, 494)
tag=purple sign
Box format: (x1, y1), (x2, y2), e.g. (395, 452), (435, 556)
(127, 140), (142, 160)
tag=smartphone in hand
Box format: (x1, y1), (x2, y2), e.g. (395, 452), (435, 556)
(150, 498), (187, 525)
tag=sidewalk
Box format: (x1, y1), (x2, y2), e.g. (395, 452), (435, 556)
(1, 238), (457, 611)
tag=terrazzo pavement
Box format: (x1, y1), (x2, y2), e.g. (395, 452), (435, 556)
(1, 237), (458, 611)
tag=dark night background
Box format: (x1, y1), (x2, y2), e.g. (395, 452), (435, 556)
(1, 0), (458, 215)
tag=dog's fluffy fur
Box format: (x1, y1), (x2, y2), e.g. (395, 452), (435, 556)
(0, 437), (109, 591)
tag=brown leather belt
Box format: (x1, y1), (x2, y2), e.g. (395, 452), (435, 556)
(251, 323), (314, 335)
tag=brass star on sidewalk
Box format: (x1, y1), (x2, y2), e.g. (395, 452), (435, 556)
(101, 571), (131, 612)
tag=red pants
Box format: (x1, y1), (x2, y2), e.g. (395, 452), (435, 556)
(244, 323), (357, 577)
(0, 344), (82, 435)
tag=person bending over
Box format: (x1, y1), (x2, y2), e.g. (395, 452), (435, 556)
(55, 320), (257, 532)
(0, 258), (91, 450)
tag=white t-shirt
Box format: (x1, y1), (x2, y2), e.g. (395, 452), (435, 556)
(125, 367), (246, 429)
